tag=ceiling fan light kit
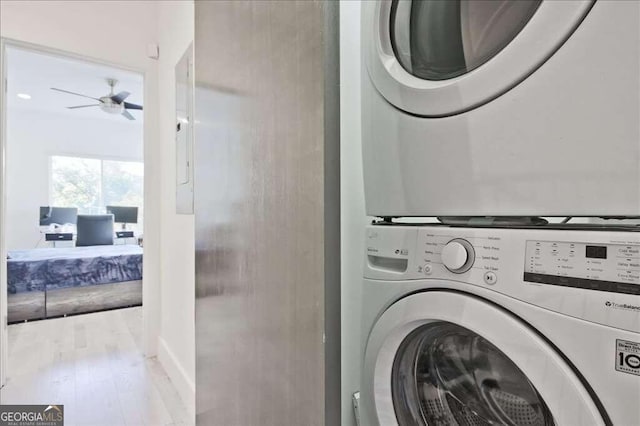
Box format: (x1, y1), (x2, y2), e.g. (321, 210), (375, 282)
(50, 77), (143, 120)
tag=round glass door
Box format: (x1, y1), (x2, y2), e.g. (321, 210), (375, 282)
(392, 322), (554, 425)
(362, 1), (594, 115)
(390, 0), (542, 81)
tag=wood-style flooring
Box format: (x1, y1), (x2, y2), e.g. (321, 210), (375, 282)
(0, 307), (193, 426)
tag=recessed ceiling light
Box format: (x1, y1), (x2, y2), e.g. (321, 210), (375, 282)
(17, 93), (31, 100)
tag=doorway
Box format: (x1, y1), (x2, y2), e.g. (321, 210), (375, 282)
(0, 39), (152, 395)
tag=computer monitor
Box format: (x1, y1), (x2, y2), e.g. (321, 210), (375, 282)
(39, 206), (78, 226)
(105, 206), (138, 226)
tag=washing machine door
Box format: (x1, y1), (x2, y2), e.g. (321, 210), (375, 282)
(363, 0), (593, 116)
(362, 291), (607, 426)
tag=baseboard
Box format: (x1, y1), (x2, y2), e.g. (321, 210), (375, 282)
(157, 336), (196, 419)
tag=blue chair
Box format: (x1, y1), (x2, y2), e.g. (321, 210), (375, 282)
(76, 214), (114, 246)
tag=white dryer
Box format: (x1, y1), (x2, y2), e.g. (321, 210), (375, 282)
(359, 224), (640, 425)
(361, 1), (640, 217)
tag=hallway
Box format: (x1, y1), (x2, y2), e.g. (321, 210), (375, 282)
(0, 307), (191, 426)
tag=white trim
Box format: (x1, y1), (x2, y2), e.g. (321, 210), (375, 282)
(158, 336), (196, 419)
(0, 37), (145, 76)
(0, 38), (8, 388)
(48, 151), (143, 164)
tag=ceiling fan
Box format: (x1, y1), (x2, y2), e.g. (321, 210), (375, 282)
(50, 78), (143, 120)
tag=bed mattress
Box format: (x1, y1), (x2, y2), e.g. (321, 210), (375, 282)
(8, 245), (143, 294)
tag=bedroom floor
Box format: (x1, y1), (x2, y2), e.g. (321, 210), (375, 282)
(0, 307), (192, 426)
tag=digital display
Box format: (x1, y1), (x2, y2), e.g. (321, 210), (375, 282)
(586, 245), (607, 259)
(524, 240), (639, 295)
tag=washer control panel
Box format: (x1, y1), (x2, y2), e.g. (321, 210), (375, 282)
(524, 241), (640, 295)
(364, 225), (640, 332)
(415, 229), (502, 280)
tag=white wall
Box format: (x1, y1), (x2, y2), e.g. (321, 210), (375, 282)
(0, 0), (163, 382)
(156, 1), (195, 418)
(340, 3), (368, 426)
(0, 1), (159, 71)
(1, 2), (196, 417)
(6, 110), (143, 250)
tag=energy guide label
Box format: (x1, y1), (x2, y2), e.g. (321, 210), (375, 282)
(616, 339), (640, 376)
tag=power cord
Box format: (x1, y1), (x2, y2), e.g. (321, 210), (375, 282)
(34, 233), (44, 249)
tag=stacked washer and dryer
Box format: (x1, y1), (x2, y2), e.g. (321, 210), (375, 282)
(357, 1), (640, 425)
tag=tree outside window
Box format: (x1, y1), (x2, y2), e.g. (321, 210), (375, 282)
(51, 155), (144, 228)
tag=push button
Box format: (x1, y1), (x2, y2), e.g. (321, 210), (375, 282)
(423, 264), (433, 276)
(483, 271), (497, 285)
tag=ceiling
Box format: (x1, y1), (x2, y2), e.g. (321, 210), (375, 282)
(6, 46), (144, 123)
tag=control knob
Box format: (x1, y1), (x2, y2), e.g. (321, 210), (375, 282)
(441, 239), (475, 273)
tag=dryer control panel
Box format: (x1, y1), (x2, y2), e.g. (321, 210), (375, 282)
(524, 241), (640, 295)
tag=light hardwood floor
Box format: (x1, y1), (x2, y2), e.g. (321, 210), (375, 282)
(0, 307), (192, 426)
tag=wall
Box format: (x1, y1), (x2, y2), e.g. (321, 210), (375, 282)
(339, 2), (367, 426)
(156, 0), (195, 418)
(5, 110), (143, 250)
(1, 2), (197, 417)
(0, 0), (161, 379)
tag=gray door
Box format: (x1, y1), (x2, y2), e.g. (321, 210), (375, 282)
(194, 1), (340, 425)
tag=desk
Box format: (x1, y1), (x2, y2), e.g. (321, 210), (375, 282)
(45, 233), (74, 248)
(114, 231), (138, 245)
(114, 237), (137, 245)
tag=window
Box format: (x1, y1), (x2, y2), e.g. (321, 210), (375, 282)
(51, 155), (144, 226)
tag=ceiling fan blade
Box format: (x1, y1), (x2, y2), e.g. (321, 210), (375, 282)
(111, 91), (130, 103)
(67, 104), (101, 109)
(122, 110), (135, 120)
(123, 102), (143, 110)
(51, 87), (100, 101)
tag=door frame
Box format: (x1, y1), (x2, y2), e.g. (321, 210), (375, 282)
(0, 37), (157, 388)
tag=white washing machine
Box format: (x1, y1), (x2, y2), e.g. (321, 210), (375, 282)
(361, 0), (640, 217)
(358, 224), (640, 425)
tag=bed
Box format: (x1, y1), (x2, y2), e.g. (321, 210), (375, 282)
(7, 245), (143, 322)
